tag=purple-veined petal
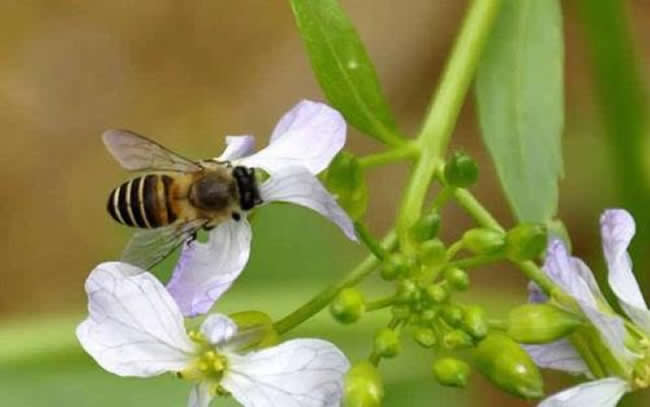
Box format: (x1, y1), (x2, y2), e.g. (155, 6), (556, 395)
(260, 166), (357, 241)
(600, 209), (650, 333)
(239, 101), (346, 175)
(76, 262), (196, 377)
(524, 339), (590, 376)
(543, 240), (598, 308)
(188, 382), (214, 407)
(528, 281), (548, 303)
(217, 135), (256, 162)
(221, 339), (350, 407)
(167, 219), (252, 317)
(580, 305), (637, 365)
(200, 314), (238, 346)
(538, 377), (628, 407)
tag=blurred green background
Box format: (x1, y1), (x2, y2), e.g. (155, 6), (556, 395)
(2, 1), (650, 406)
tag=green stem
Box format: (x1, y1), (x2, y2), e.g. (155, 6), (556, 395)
(397, 0), (503, 252)
(452, 188), (504, 232)
(447, 253), (503, 270)
(354, 222), (388, 261)
(273, 231), (398, 335)
(358, 142), (420, 169)
(366, 296), (397, 312)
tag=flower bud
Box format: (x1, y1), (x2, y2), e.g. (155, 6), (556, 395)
(474, 333), (544, 399)
(417, 239), (446, 266)
(440, 304), (463, 327)
(410, 212), (441, 242)
(505, 223), (548, 261)
(322, 152), (368, 220)
(381, 253), (409, 281)
(228, 311), (278, 349)
(414, 326), (437, 348)
(424, 283), (449, 304)
(462, 305), (488, 340)
(462, 228), (505, 254)
(444, 268), (470, 291)
(442, 329), (474, 350)
(420, 309), (437, 323)
(374, 328), (400, 358)
(444, 151), (479, 188)
(344, 361), (384, 407)
(330, 288), (366, 324)
(396, 279), (419, 304)
(507, 303), (581, 344)
(432, 357), (471, 388)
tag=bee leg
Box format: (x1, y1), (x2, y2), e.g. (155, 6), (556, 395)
(203, 225), (215, 231)
(231, 212), (241, 222)
(188, 231), (199, 245)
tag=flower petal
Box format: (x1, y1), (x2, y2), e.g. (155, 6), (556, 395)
(600, 209), (650, 333)
(580, 305), (636, 364)
(260, 166), (357, 241)
(76, 262), (196, 377)
(538, 378), (628, 407)
(528, 281), (548, 304)
(167, 220), (252, 317)
(187, 382), (214, 407)
(217, 135), (256, 161)
(543, 240), (599, 308)
(239, 100), (346, 175)
(200, 314), (238, 346)
(221, 339), (350, 407)
(524, 339), (590, 376)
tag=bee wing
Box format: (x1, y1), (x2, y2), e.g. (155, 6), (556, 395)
(121, 219), (207, 270)
(103, 129), (203, 172)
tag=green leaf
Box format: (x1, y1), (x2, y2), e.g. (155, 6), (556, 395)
(476, 0), (564, 223)
(290, 0), (402, 146)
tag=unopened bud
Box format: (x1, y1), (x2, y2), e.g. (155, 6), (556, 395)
(474, 333), (544, 399)
(462, 229), (505, 254)
(396, 279), (419, 304)
(410, 212), (441, 242)
(462, 305), (488, 340)
(344, 361), (384, 407)
(444, 268), (470, 291)
(330, 288), (366, 324)
(440, 305), (463, 327)
(444, 151), (479, 188)
(417, 239), (446, 266)
(432, 358), (471, 388)
(381, 253), (409, 281)
(374, 328), (400, 358)
(507, 304), (581, 344)
(414, 326), (437, 348)
(228, 311), (278, 349)
(443, 329), (474, 350)
(424, 283), (449, 304)
(506, 224), (548, 261)
(322, 152), (368, 220)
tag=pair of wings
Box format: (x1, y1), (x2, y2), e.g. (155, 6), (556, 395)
(103, 129), (210, 270)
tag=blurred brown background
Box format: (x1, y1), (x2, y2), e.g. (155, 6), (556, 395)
(1, 1), (650, 406)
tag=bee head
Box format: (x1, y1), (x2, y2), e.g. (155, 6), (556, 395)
(232, 166), (263, 211)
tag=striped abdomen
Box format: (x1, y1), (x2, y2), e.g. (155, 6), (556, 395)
(107, 174), (178, 228)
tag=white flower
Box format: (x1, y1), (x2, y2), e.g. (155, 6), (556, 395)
(167, 100), (358, 317)
(528, 209), (650, 406)
(77, 262), (350, 407)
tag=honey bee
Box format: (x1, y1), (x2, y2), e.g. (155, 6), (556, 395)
(103, 129), (262, 269)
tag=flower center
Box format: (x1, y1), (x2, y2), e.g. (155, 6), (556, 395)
(177, 330), (229, 386)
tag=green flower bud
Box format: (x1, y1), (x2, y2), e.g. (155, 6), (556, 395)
(442, 329), (474, 350)
(420, 309), (437, 323)
(374, 328), (400, 358)
(474, 333), (544, 399)
(417, 239), (446, 266)
(462, 228), (506, 254)
(414, 326), (437, 348)
(322, 152), (368, 220)
(424, 283), (449, 304)
(410, 212), (441, 242)
(507, 304), (581, 344)
(330, 288), (366, 324)
(505, 223), (548, 261)
(444, 151), (479, 188)
(228, 311), (278, 349)
(396, 279), (419, 304)
(432, 357), (471, 388)
(462, 305), (488, 340)
(444, 267), (470, 291)
(381, 253), (409, 281)
(344, 361), (384, 407)
(440, 305), (463, 327)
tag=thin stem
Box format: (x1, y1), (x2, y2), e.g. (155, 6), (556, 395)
(273, 231), (398, 335)
(452, 188), (504, 232)
(358, 142), (420, 169)
(447, 252), (503, 270)
(354, 222), (388, 261)
(397, 0), (504, 252)
(366, 296), (397, 312)
(430, 185), (452, 211)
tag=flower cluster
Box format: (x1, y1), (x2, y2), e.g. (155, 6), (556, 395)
(78, 101), (356, 407)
